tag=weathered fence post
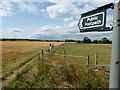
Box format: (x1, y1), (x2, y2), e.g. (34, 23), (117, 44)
(64, 50), (66, 62)
(87, 56), (90, 66)
(41, 50), (44, 61)
(87, 56), (90, 73)
(95, 53), (98, 68)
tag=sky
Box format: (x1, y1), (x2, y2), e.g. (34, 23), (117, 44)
(1, 0), (114, 40)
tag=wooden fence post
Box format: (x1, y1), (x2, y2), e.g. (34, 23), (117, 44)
(41, 50), (44, 61)
(64, 50), (66, 62)
(87, 55), (90, 73)
(87, 56), (90, 66)
(95, 53), (98, 68)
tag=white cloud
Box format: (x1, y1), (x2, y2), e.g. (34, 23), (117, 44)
(31, 25), (63, 39)
(2, 28), (28, 39)
(0, 2), (15, 16)
(31, 19), (112, 40)
(49, 0), (113, 2)
(46, 2), (80, 19)
(0, 2), (43, 16)
(40, 9), (46, 12)
(66, 21), (78, 28)
(64, 17), (73, 21)
(2, 0), (113, 2)
(2, 0), (49, 2)
(5, 28), (23, 33)
(0, 10), (13, 16)
(46, 2), (110, 20)
(18, 2), (40, 14)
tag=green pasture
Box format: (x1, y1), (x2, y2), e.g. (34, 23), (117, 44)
(50, 43), (111, 65)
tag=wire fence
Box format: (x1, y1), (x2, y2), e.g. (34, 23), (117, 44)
(38, 49), (110, 73)
(43, 57), (110, 73)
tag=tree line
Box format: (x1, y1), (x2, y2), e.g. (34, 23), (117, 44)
(1, 37), (112, 44)
(65, 37), (112, 44)
(0, 38), (64, 42)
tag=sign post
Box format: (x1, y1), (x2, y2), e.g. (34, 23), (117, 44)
(109, 1), (120, 88)
(78, 10), (106, 32)
(77, 2), (120, 88)
(78, 3), (114, 32)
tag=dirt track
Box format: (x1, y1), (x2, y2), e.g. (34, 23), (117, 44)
(1, 56), (37, 89)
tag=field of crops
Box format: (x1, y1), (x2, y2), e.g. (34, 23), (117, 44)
(2, 41), (63, 77)
(2, 42), (112, 88)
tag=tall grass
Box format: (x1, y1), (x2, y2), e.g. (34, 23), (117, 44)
(5, 57), (109, 88)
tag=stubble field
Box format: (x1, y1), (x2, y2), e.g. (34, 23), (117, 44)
(2, 41), (63, 77)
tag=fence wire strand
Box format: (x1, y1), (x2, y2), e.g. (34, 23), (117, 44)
(39, 49), (110, 73)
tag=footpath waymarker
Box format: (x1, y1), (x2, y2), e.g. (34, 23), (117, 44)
(79, 10), (106, 32)
(78, 1), (120, 89)
(78, 3), (114, 32)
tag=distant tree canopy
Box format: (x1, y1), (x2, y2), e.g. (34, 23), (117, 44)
(82, 37), (92, 43)
(65, 39), (76, 42)
(76, 37), (111, 44)
(1, 37), (112, 44)
(93, 39), (99, 44)
(76, 40), (81, 43)
(101, 37), (112, 44)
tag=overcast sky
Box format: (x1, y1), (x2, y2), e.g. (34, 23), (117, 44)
(1, 0), (114, 40)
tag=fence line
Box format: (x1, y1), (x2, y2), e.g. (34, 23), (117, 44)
(44, 57), (110, 67)
(39, 49), (110, 73)
(50, 53), (110, 66)
(44, 50), (110, 61)
(50, 53), (87, 58)
(44, 60), (110, 73)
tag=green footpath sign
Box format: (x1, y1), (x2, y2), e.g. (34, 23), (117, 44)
(78, 10), (106, 32)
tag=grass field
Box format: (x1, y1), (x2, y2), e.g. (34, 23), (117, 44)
(2, 41), (63, 77)
(2, 42), (112, 88)
(49, 43), (111, 65)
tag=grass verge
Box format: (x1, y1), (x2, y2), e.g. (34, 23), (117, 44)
(4, 56), (109, 88)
